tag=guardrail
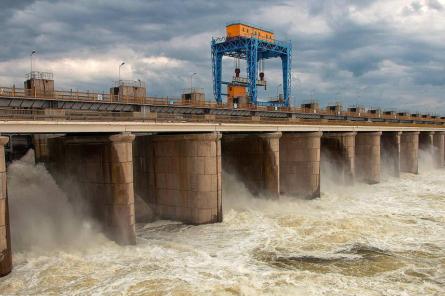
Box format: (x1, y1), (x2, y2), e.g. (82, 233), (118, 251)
(0, 85), (444, 125)
(0, 108), (443, 129)
(25, 71), (53, 80)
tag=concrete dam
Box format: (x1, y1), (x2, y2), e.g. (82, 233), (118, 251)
(0, 23), (444, 282)
(1, 126), (444, 277)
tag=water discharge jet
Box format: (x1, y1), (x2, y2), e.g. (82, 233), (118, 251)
(7, 150), (105, 253)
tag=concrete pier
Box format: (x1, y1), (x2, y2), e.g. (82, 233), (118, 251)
(48, 134), (136, 245)
(222, 132), (281, 197)
(280, 132), (322, 198)
(0, 137), (12, 276)
(321, 132), (356, 184)
(147, 133), (222, 224)
(400, 132), (420, 174)
(433, 132), (445, 167)
(381, 132), (402, 177)
(32, 134), (49, 163)
(355, 132), (382, 184)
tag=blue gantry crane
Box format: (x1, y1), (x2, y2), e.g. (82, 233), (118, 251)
(211, 22), (292, 107)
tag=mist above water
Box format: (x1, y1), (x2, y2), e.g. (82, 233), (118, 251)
(0, 149), (444, 295)
(7, 150), (106, 253)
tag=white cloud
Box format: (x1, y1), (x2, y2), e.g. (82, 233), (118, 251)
(349, 0), (445, 44)
(254, 1), (332, 36)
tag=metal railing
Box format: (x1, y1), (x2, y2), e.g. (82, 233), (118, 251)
(0, 85), (277, 111)
(213, 35), (290, 47)
(25, 71), (53, 80)
(0, 107), (443, 129)
(113, 80), (146, 88)
(231, 76), (267, 86)
(181, 87), (205, 94)
(0, 85), (444, 125)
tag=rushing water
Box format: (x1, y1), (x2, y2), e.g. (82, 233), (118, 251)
(0, 151), (444, 295)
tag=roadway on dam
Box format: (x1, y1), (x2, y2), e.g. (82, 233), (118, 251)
(1, 120), (445, 133)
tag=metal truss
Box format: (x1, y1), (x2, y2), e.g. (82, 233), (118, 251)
(211, 36), (292, 106)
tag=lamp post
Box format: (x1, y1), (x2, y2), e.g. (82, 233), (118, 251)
(118, 62), (125, 84)
(190, 72), (197, 93)
(30, 50), (36, 78)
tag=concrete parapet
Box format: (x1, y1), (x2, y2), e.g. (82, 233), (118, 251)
(321, 132), (356, 184)
(222, 132), (281, 198)
(381, 132), (402, 177)
(355, 132), (382, 184)
(280, 132), (322, 199)
(0, 136), (12, 277)
(400, 132), (419, 174)
(147, 133), (222, 224)
(47, 133), (136, 245)
(433, 132), (445, 167)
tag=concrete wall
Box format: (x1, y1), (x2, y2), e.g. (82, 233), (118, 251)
(48, 134), (136, 245)
(0, 137), (12, 277)
(136, 133), (222, 224)
(400, 132), (419, 174)
(381, 132), (402, 177)
(280, 132), (322, 199)
(321, 132), (356, 184)
(25, 79), (54, 97)
(355, 132), (381, 184)
(433, 132), (445, 167)
(133, 135), (154, 222)
(33, 134), (49, 163)
(222, 132), (281, 198)
(181, 92), (206, 103)
(419, 131), (434, 153)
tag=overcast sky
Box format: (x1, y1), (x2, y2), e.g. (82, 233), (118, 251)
(0, 0), (444, 113)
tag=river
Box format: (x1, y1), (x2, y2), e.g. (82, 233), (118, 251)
(0, 151), (443, 295)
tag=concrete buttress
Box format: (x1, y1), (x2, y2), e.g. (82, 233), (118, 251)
(400, 132), (420, 174)
(148, 132), (222, 224)
(355, 132), (382, 184)
(0, 136), (12, 277)
(280, 132), (322, 198)
(47, 133), (136, 245)
(32, 134), (49, 163)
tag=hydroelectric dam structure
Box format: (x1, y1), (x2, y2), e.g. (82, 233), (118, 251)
(1, 23), (445, 277)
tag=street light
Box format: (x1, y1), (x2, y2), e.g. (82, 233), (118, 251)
(30, 50), (37, 77)
(190, 72), (197, 92)
(118, 62), (125, 84)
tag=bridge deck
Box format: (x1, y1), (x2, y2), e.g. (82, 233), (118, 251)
(1, 119), (444, 134)
(0, 86), (443, 125)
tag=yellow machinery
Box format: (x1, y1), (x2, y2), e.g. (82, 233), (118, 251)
(227, 84), (248, 105)
(226, 23), (275, 42)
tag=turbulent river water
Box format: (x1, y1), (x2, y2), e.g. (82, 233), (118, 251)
(0, 151), (444, 295)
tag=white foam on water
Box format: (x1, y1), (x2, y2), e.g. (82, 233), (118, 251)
(0, 151), (444, 295)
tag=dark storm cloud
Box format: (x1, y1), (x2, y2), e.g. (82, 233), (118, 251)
(1, 0), (38, 9)
(0, 0), (444, 112)
(427, 0), (444, 10)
